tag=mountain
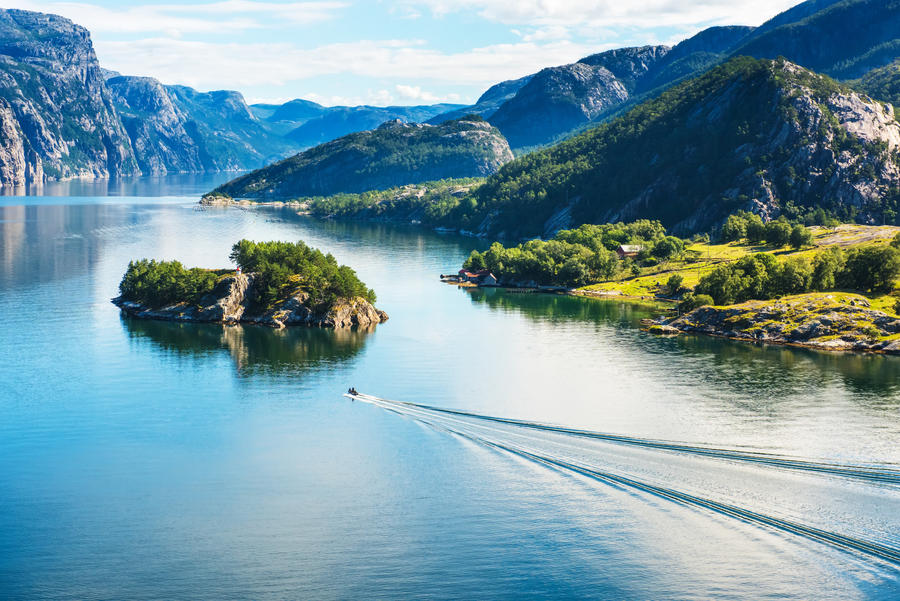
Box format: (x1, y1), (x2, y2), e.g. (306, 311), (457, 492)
(424, 0), (900, 151)
(734, 0), (900, 79)
(488, 46), (669, 149)
(107, 76), (299, 174)
(0, 9), (138, 187)
(283, 103), (465, 149)
(462, 58), (900, 239)
(854, 60), (900, 112)
(208, 116), (513, 201)
(427, 75), (533, 124)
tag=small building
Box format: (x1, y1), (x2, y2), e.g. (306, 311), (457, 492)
(616, 244), (644, 259)
(457, 269), (499, 286)
(477, 271), (499, 286)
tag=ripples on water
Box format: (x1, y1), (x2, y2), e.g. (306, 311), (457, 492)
(0, 186), (898, 599)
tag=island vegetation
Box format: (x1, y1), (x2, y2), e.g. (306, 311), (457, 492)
(115, 240), (385, 329)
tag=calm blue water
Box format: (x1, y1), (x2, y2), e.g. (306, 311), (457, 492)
(1, 177), (899, 600)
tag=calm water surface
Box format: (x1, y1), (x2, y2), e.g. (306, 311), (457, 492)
(1, 177), (898, 600)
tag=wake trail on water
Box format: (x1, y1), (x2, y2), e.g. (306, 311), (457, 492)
(347, 393), (900, 566)
(349, 394), (900, 485)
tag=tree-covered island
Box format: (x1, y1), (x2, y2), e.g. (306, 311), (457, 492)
(113, 240), (387, 329)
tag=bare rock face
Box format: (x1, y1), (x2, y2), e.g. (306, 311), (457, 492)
(488, 45), (669, 148)
(113, 273), (388, 330)
(0, 9), (139, 188)
(605, 59), (900, 234)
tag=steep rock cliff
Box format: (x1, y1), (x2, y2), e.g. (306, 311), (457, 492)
(0, 9), (138, 187)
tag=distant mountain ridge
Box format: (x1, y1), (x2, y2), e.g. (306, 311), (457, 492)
(425, 0), (900, 149)
(2, 0), (900, 188)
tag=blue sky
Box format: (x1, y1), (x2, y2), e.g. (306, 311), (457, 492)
(8, 1), (802, 106)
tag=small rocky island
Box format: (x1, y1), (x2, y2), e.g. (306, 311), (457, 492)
(113, 240), (387, 329)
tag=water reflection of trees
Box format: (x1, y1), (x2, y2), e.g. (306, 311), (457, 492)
(468, 288), (900, 405)
(674, 335), (900, 402)
(466, 287), (658, 324)
(123, 317), (373, 375)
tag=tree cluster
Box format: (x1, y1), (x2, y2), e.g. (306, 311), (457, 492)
(118, 259), (219, 308)
(230, 239), (376, 309)
(693, 245), (900, 305)
(720, 212), (813, 248)
(463, 220), (684, 288)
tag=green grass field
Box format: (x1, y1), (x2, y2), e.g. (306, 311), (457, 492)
(579, 225), (900, 314)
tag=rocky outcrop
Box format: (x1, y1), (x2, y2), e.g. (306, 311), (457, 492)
(489, 46), (668, 148)
(107, 76), (299, 174)
(106, 76), (206, 175)
(113, 273), (388, 329)
(209, 116), (513, 201)
(428, 75), (534, 124)
(661, 294), (900, 354)
(0, 9), (139, 188)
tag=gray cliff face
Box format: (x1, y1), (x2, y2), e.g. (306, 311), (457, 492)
(211, 117), (514, 201)
(0, 8), (299, 186)
(0, 9), (139, 187)
(114, 274), (388, 330)
(488, 46), (669, 148)
(427, 75), (534, 124)
(107, 77), (299, 174)
(106, 76), (206, 175)
(611, 61), (900, 233)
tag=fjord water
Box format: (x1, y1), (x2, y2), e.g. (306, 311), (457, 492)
(0, 179), (898, 600)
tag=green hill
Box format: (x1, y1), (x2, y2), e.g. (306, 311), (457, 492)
(207, 117), (513, 201)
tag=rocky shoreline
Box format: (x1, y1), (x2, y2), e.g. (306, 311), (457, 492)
(651, 294), (900, 354)
(113, 273), (388, 329)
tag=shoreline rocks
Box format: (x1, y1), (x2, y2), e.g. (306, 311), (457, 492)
(113, 273), (388, 329)
(655, 294), (900, 354)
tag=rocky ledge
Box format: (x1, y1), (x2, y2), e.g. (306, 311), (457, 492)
(113, 273), (388, 329)
(655, 294), (900, 354)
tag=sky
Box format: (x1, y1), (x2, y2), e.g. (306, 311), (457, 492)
(6, 0), (804, 107)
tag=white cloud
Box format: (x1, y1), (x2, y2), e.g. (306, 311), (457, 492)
(400, 0), (801, 28)
(395, 84), (440, 103)
(93, 37), (599, 92)
(4, 1), (346, 34)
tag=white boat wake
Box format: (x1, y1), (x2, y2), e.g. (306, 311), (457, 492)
(347, 392), (900, 567)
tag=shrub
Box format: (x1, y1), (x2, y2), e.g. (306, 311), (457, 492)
(651, 236), (685, 260)
(721, 214), (746, 242)
(679, 293), (715, 313)
(789, 224), (814, 248)
(118, 259), (218, 308)
(666, 274), (684, 294)
(765, 219), (792, 247)
(745, 214), (767, 244)
(840, 245), (900, 293)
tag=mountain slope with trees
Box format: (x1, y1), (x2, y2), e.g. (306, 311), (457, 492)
(458, 58), (900, 239)
(207, 116), (513, 200)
